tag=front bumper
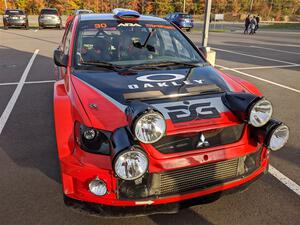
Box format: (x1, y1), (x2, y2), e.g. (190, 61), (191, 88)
(59, 141), (269, 208)
(64, 166), (267, 217)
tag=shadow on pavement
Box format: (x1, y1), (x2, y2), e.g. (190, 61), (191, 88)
(149, 208), (214, 225)
(0, 46), (61, 183)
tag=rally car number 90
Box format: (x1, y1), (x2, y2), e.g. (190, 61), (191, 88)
(53, 8), (289, 216)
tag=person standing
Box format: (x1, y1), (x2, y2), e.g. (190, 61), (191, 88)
(255, 15), (260, 32)
(249, 17), (257, 35)
(244, 15), (250, 34)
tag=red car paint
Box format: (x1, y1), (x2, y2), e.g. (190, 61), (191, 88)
(54, 13), (270, 210)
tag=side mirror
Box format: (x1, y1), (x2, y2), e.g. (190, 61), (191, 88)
(53, 49), (68, 67)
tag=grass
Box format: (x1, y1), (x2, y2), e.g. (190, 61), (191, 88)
(261, 23), (300, 30)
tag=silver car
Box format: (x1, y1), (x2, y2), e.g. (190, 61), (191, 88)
(38, 8), (62, 29)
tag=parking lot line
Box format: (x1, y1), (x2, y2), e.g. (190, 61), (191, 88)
(220, 64), (300, 70)
(0, 80), (55, 86)
(269, 165), (300, 196)
(213, 47), (296, 65)
(217, 64), (300, 94)
(0, 49), (39, 135)
(249, 46), (300, 55)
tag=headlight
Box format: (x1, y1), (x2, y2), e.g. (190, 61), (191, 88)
(249, 99), (273, 127)
(114, 147), (148, 180)
(134, 111), (166, 144)
(268, 124), (289, 151)
(75, 122), (111, 154)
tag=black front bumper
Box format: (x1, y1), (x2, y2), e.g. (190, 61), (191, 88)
(64, 168), (267, 217)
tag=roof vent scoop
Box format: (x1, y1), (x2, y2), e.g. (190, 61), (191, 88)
(112, 8), (140, 19)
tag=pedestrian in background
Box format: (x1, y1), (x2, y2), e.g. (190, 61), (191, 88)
(249, 17), (257, 35)
(255, 15), (260, 32)
(244, 15), (250, 34)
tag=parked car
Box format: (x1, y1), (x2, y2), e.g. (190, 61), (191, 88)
(38, 8), (62, 29)
(53, 8), (289, 216)
(66, 9), (94, 28)
(74, 9), (93, 15)
(3, 9), (29, 29)
(165, 12), (194, 31)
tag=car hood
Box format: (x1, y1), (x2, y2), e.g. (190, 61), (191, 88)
(71, 65), (241, 132)
(73, 65), (233, 105)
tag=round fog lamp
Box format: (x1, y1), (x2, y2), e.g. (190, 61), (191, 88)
(114, 149), (148, 180)
(88, 178), (107, 196)
(134, 111), (166, 144)
(249, 99), (273, 127)
(83, 129), (96, 140)
(268, 124), (289, 151)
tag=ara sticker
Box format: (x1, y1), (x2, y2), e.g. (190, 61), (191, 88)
(117, 23), (141, 27)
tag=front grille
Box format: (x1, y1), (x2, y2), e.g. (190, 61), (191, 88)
(117, 150), (261, 199)
(153, 124), (244, 154)
(158, 151), (260, 196)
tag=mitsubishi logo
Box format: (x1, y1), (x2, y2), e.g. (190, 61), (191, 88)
(197, 134), (210, 148)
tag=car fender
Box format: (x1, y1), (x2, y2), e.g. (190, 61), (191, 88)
(217, 70), (262, 96)
(54, 80), (75, 159)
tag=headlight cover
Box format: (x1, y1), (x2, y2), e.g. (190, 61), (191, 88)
(268, 124), (289, 151)
(249, 99), (273, 127)
(134, 111), (166, 144)
(114, 148), (148, 180)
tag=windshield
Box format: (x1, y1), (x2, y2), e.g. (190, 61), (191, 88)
(41, 9), (58, 15)
(77, 10), (93, 14)
(74, 20), (204, 69)
(178, 14), (192, 19)
(6, 10), (24, 15)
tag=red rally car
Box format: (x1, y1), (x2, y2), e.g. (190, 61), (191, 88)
(53, 9), (289, 216)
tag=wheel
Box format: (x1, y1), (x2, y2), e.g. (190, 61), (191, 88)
(186, 28), (191, 32)
(38, 25), (43, 30)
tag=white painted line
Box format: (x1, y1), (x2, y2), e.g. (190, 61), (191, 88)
(0, 49), (39, 135)
(26, 80), (55, 84)
(219, 64), (300, 70)
(217, 64), (300, 94)
(249, 45), (300, 55)
(213, 47), (296, 65)
(269, 165), (300, 196)
(0, 80), (55, 86)
(0, 82), (18, 86)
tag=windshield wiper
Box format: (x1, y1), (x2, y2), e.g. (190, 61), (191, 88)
(127, 61), (206, 70)
(80, 61), (123, 72)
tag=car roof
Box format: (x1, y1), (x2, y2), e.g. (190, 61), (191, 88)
(41, 8), (58, 11)
(5, 9), (24, 12)
(79, 13), (166, 22)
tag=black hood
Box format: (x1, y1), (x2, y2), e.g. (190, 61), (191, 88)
(73, 65), (232, 104)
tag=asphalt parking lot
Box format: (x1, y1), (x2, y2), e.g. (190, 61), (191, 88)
(0, 28), (299, 225)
